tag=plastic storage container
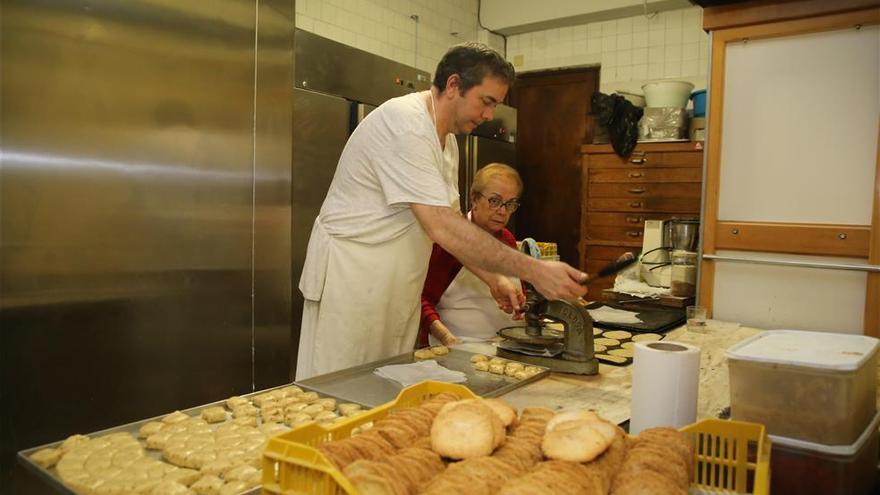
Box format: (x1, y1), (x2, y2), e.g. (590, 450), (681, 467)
(691, 89), (707, 117)
(769, 410), (879, 495)
(262, 381), (772, 495)
(727, 330), (879, 445)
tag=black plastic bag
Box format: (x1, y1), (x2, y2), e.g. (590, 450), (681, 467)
(591, 92), (643, 158)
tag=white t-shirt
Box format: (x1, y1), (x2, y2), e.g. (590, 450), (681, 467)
(318, 92), (459, 244)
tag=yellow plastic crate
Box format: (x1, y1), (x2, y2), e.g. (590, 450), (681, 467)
(680, 419), (772, 495)
(262, 381), (771, 495)
(261, 381), (477, 495)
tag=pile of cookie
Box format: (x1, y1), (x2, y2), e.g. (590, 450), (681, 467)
(593, 329), (663, 365)
(28, 385), (364, 495)
(469, 354), (543, 381)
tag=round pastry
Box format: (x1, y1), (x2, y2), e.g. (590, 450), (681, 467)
(414, 348), (435, 360)
(632, 333), (663, 342)
(609, 348), (634, 358)
(430, 345), (450, 355)
(488, 362), (506, 374)
(474, 361), (490, 372)
(594, 338), (620, 347)
(470, 354), (489, 363)
(603, 330), (633, 340)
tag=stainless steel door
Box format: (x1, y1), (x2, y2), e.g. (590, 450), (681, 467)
(0, 1), (293, 491)
(291, 88), (351, 365)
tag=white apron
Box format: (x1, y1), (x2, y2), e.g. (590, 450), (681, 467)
(431, 267), (524, 344)
(296, 218), (433, 379)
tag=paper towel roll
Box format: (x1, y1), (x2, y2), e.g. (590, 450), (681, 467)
(630, 340), (700, 434)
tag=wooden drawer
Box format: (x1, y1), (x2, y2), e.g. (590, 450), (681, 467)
(586, 212), (672, 227)
(589, 182), (701, 199)
(589, 167), (702, 183)
(585, 150), (702, 169)
(587, 279), (614, 299)
(586, 226), (645, 242)
(587, 197), (702, 212)
(584, 245), (640, 261)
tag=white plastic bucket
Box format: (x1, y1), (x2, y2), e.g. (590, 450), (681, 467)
(642, 80), (694, 108)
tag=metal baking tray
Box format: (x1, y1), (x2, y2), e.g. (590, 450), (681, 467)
(297, 347), (550, 407)
(17, 383), (364, 495)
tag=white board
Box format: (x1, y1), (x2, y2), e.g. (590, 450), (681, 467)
(717, 26), (879, 225)
(709, 26), (878, 333)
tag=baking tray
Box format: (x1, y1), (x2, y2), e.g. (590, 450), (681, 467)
(17, 383), (364, 495)
(297, 347), (549, 407)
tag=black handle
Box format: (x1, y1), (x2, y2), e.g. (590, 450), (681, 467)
(583, 253), (637, 285)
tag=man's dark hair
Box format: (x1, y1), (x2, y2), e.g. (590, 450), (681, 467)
(433, 42), (515, 93)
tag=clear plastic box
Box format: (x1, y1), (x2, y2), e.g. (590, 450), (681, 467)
(769, 410), (879, 495)
(726, 330), (878, 446)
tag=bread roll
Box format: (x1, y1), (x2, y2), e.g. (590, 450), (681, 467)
(431, 400), (506, 459)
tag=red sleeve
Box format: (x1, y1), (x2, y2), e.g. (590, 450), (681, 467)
(419, 243), (463, 346)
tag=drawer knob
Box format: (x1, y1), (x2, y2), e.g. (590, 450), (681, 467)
(629, 201), (643, 208)
(627, 231), (642, 238)
(626, 216), (642, 224)
(630, 157), (648, 164)
(628, 188), (647, 194)
(628, 172), (644, 178)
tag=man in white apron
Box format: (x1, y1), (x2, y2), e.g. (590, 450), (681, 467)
(420, 163), (526, 348)
(296, 43), (589, 380)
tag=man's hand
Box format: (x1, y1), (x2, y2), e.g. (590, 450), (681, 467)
(429, 320), (460, 346)
(529, 261), (589, 300)
(487, 274), (525, 315)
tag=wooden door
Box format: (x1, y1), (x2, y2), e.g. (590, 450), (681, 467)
(512, 68), (599, 266)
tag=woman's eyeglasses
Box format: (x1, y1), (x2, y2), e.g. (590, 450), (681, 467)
(476, 192), (520, 212)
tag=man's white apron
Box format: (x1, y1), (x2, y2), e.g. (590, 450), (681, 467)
(295, 217), (433, 380)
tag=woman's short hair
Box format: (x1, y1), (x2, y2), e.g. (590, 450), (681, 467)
(471, 163), (523, 195)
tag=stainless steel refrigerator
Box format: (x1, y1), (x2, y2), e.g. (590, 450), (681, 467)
(291, 30), (431, 363)
(456, 104), (518, 232)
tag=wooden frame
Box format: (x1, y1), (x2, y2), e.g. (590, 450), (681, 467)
(699, 7), (880, 336)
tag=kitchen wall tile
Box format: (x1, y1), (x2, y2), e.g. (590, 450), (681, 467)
(617, 33), (632, 51)
(632, 31), (648, 48)
(682, 42), (699, 61)
(295, 0), (483, 74)
(665, 44), (682, 62)
(618, 49), (633, 67)
(632, 47), (648, 65)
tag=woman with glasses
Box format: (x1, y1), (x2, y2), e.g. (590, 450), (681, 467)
(419, 163), (527, 347)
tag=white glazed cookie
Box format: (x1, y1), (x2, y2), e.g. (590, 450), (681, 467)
(225, 396), (249, 410)
(162, 411), (191, 425)
(488, 362), (506, 374)
(200, 407), (227, 424)
(315, 398), (336, 411)
(338, 403), (362, 417)
(29, 448), (63, 468)
(414, 348), (435, 359)
(139, 421), (166, 439)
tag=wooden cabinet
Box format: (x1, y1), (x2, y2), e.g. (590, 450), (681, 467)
(579, 142), (704, 297)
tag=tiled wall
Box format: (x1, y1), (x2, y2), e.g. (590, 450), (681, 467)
(295, 1), (707, 95)
(295, 0), (493, 75)
(506, 7), (709, 94)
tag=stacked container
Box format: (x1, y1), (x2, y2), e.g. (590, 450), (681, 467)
(726, 330), (879, 495)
